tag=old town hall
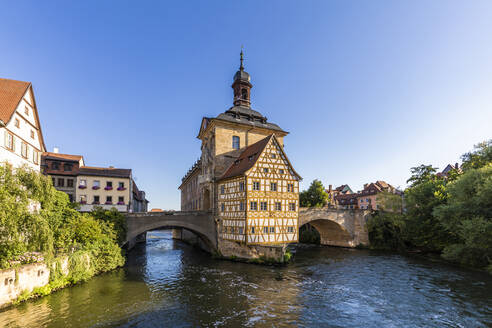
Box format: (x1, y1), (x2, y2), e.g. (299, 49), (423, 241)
(179, 52), (301, 246)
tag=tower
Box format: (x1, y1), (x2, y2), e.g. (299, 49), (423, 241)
(232, 50), (252, 107)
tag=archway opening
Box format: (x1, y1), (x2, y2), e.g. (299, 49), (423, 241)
(299, 223), (321, 244)
(300, 219), (353, 247)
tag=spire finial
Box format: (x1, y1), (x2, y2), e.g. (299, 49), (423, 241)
(240, 45), (244, 70)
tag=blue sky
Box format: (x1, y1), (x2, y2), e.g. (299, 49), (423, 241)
(1, 1), (491, 209)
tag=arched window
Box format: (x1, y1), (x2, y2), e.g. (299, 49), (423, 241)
(241, 88), (248, 100)
(232, 136), (240, 149)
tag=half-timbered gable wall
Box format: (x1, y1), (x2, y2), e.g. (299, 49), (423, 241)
(245, 137), (299, 245)
(218, 176), (247, 242)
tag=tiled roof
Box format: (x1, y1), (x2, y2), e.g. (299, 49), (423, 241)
(42, 152), (83, 163)
(335, 193), (358, 204)
(220, 135), (273, 180)
(0, 78), (30, 124)
(79, 166), (131, 178)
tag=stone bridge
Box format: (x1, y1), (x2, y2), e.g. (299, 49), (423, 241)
(124, 208), (370, 252)
(299, 208), (370, 247)
(124, 211), (217, 250)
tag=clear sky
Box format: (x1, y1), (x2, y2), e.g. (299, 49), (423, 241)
(1, 1), (491, 209)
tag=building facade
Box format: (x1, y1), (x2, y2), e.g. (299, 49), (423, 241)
(218, 135), (301, 244)
(41, 151), (85, 202)
(179, 52), (301, 247)
(0, 78), (46, 170)
(356, 180), (401, 210)
(326, 184), (353, 206)
(76, 167), (133, 212)
(132, 180), (149, 213)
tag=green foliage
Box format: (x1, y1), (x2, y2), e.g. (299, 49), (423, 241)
(283, 248), (293, 262)
(461, 140), (492, 172)
(434, 164), (492, 269)
(403, 172), (450, 252)
(300, 179), (329, 208)
(367, 211), (406, 251)
(406, 164), (438, 187)
(90, 207), (127, 244)
(376, 191), (403, 213)
(367, 140), (492, 272)
(0, 164), (125, 275)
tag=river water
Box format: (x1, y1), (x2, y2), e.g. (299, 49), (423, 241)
(0, 230), (491, 328)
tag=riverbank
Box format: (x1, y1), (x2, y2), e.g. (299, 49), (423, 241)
(0, 250), (125, 309)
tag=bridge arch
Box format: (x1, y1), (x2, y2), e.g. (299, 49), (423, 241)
(299, 208), (370, 248)
(300, 219), (353, 247)
(125, 211), (217, 251)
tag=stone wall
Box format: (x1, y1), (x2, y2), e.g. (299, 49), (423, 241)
(0, 255), (83, 309)
(172, 228), (213, 253)
(217, 238), (287, 262)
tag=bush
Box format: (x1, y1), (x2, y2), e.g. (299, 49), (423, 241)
(0, 164), (125, 273)
(367, 211), (406, 251)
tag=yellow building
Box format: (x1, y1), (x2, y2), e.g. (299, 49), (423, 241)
(75, 166), (133, 212)
(218, 134), (301, 244)
(180, 51), (301, 246)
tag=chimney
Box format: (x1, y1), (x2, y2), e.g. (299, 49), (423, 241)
(109, 166), (114, 169)
(364, 183), (368, 189)
(328, 184), (332, 193)
(53, 147), (59, 153)
(455, 162), (459, 169)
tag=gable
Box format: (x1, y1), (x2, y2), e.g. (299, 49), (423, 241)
(245, 135), (301, 181)
(0, 78), (30, 124)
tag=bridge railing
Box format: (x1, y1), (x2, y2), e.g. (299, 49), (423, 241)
(127, 210), (213, 218)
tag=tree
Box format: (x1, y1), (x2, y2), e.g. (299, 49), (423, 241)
(367, 211), (406, 250)
(403, 165), (450, 251)
(406, 164), (438, 187)
(300, 179), (329, 208)
(434, 164), (492, 270)
(376, 191), (403, 213)
(461, 140), (492, 172)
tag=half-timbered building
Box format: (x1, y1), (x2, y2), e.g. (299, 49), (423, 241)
(218, 134), (301, 244)
(179, 51), (302, 248)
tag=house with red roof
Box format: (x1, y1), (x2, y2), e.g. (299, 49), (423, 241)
(0, 78), (46, 170)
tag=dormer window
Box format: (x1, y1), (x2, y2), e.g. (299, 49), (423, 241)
(232, 136), (240, 150)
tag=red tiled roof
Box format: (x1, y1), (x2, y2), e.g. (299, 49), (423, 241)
(42, 152), (83, 163)
(220, 135), (273, 180)
(79, 166), (131, 178)
(0, 78), (30, 124)
(334, 193), (358, 204)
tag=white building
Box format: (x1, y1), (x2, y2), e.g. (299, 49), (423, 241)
(0, 78), (46, 170)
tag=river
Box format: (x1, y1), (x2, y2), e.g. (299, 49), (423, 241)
(0, 230), (490, 327)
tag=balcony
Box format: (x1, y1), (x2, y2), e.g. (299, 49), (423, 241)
(104, 186), (113, 191)
(117, 187), (126, 191)
(78, 185), (87, 189)
(92, 186), (100, 190)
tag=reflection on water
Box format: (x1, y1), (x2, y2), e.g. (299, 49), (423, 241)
(0, 230), (491, 327)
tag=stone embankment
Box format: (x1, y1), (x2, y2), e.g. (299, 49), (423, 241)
(0, 255), (89, 309)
